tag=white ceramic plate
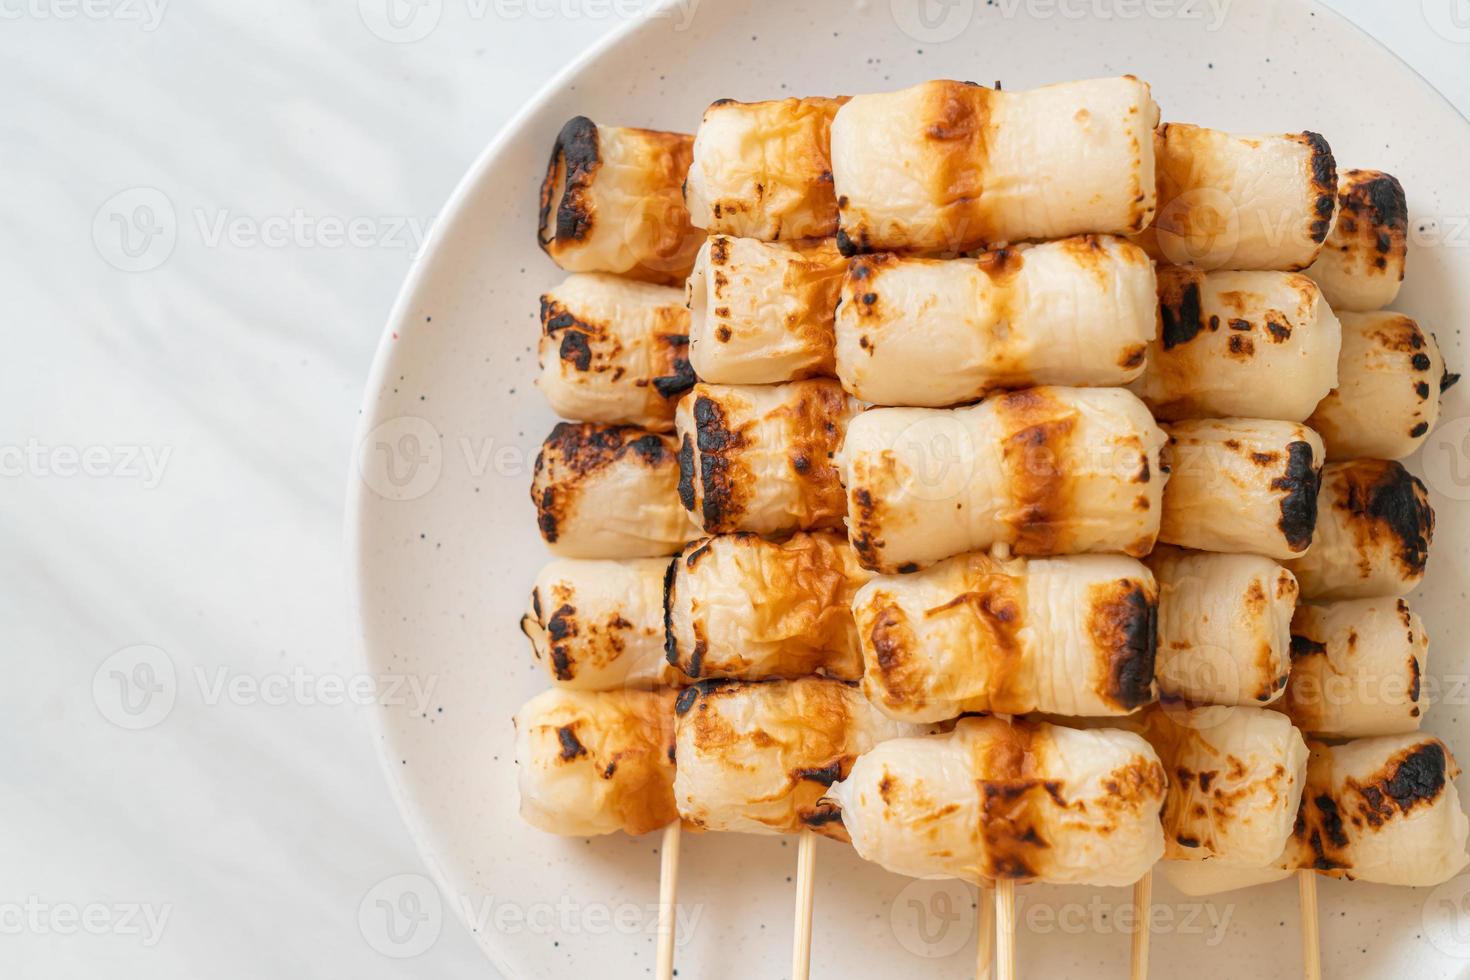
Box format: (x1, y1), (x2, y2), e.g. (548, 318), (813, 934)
(349, 2), (1470, 976)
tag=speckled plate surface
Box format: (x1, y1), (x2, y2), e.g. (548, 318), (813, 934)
(348, 2), (1470, 976)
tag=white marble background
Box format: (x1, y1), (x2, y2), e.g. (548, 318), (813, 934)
(3, 1), (1466, 977)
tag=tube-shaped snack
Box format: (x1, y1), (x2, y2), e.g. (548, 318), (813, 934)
(1158, 418), (1325, 560)
(838, 386), (1165, 572)
(1284, 459), (1434, 600)
(828, 716), (1166, 885)
(1307, 311), (1447, 461)
(537, 116), (701, 284)
(1169, 734), (1469, 891)
(531, 422), (696, 558)
(674, 380), (856, 536)
(834, 236), (1156, 407)
(514, 687), (677, 837)
(1304, 169), (1408, 312)
(1280, 598), (1428, 737)
(1144, 123), (1337, 271)
(521, 558), (677, 690)
(683, 96), (847, 240)
(671, 678), (921, 841)
(1283, 734), (1468, 885)
(852, 552), (1157, 722)
(685, 235), (845, 384)
(665, 531), (870, 681)
(537, 273), (694, 430)
(1142, 705), (1309, 868)
(1131, 268), (1341, 422)
(1150, 547), (1297, 705)
(830, 77), (1159, 254)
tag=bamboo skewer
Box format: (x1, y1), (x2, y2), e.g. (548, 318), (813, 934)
(975, 882), (995, 980)
(995, 879), (1018, 980)
(1298, 871), (1321, 980)
(791, 829), (818, 980)
(1130, 871), (1153, 979)
(656, 821), (682, 980)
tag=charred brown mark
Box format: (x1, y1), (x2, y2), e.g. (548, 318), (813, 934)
(1289, 633), (1327, 660)
(994, 389), (1078, 555)
(1345, 460), (1434, 578)
(556, 725), (587, 760)
(673, 678), (737, 716)
(1341, 170), (1408, 236)
(1090, 583), (1157, 709)
(1409, 655), (1422, 703)
(801, 805), (845, 827)
(558, 330), (592, 371)
(676, 435), (696, 511)
(1315, 793), (1348, 848)
(538, 116), (600, 249)
(661, 555), (680, 667)
(794, 761), (843, 786)
(693, 395), (747, 530)
(1300, 132), (1338, 244)
(547, 603), (577, 680)
(1371, 741), (1447, 816)
(1158, 272), (1206, 350)
(651, 336), (695, 399)
(1272, 441), (1321, 552)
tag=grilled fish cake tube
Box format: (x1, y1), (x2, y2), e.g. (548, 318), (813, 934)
(1157, 418), (1325, 560)
(537, 116), (701, 284)
(1142, 705), (1309, 868)
(531, 422), (697, 559)
(1307, 311), (1447, 461)
(830, 77), (1159, 254)
(1141, 123), (1337, 271)
(1284, 459), (1434, 600)
(1166, 733), (1469, 892)
(1304, 169), (1409, 312)
(514, 687), (678, 837)
(828, 716), (1166, 886)
(664, 532), (870, 681)
(837, 386), (1166, 573)
(537, 273), (694, 430)
(671, 678), (922, 841)
(685, 235), (845, 384)
(521, 558), (678, 690)
(1150, 547), (1298, 705)
(674, 380), (856, 536)
(1288, 735), (1469, 885)
(834, 236), (1156, 407)
(684, 96), (848, 241)
(1280, 598), (1429, 737)
(1132, 268), (1342, 422)
(851, 552), (1157, 723)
